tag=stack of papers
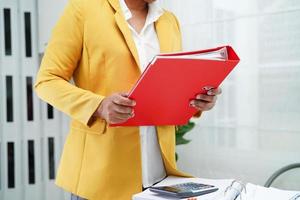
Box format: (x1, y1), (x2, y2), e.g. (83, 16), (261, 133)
(157, 47), (228, 61)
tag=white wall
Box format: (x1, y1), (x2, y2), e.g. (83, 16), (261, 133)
(161, 0), (300, 190)
(37, 0), (68, 53)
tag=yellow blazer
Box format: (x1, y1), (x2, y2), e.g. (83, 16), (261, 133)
(35, 0), (190, 199)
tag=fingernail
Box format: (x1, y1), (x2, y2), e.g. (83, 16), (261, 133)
(132, 101), (136, 106)
(207, 90), (214, 95)
(196, 94), (201, 99)
(203, 86), (213, 91)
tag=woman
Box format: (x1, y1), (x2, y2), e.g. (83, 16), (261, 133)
(34, 0), (221, 199)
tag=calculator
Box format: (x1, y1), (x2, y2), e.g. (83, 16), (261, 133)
(149, 182), (218, 198)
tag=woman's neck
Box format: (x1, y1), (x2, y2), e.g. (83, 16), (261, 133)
(124, 0), (149, 34)
(124, 0), (148, 12)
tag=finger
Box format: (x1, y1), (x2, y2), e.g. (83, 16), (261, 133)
(109, 116), (130, 124)
(203, 86), (214, 91)
(119, 92), (129, 97)
(207, 87), (222, 96)
(113, 110), (134, 119)
(110, 115), (133, 124)
(108, 111), (134, 122)
(114, 112), (134, 120)
(113, 104), (134, 114)
(196, 94), (217, 103)
(190, 100), (215, 111)
(113, 94), (136, 107)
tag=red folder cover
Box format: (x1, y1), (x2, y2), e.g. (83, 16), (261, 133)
(112, 45), (240, 126)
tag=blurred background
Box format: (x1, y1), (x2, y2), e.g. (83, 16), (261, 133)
(0, 0), (299, 199)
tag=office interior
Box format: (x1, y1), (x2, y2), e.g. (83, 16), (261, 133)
(0, 0), (299, 199)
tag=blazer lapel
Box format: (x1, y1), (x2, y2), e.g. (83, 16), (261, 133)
(155, 14), (174, 53)
(107, 0), (140, 68)
(107, 0), (177, 67)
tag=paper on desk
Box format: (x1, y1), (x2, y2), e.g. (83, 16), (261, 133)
(245, 183), (300, 200)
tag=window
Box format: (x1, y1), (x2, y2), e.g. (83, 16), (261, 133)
(47, 104), (54, 119)
(162, 0), (300, 186)
(7, 142), (15, 188)
(48, 137), (55, 180)
(28, 140), (35, 184)
(24, 12), (32, 57)
(26, 77), (34, 121)
(3, 8), (12, 55)
(6, 76), (13, 122)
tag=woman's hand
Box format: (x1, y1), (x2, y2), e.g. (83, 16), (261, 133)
(94, 93), (136, 124)
(190, 87), (222, 111)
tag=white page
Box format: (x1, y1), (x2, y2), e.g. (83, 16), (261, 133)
(218, 181), (246, 200)
(246, 183), (300, 200)
(157, 47), (228, 61)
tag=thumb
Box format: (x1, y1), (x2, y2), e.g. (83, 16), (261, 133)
(119, 92), (129, 98)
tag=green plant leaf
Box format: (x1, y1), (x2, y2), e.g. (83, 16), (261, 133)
(175, 120), (195, 160)
(176, 136), (191, 145)
(175, 121), (194, 145)
(177, 122), (195, 134)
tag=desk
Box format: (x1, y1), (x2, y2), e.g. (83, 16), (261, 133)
(132, 176), (300, 200)
(132, 176), (232, 200)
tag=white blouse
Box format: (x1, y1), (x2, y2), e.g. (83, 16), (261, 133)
(119, 0), (167, 188)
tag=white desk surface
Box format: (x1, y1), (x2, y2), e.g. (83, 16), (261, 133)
(132, 176), (300, 200)
(132, 176), (232, 200)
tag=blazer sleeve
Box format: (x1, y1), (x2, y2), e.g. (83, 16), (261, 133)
(34, 0), (104, 126)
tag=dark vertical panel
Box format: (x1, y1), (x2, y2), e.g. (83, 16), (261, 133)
(3, 8), (12, 55)
(47, 104), (54, 119)
(24, 12), (32, 57)
(28, 140), (35, 184)
(6, 76), (13, 122)
(48, 137), (55, 179)
(7, 142), (15, 188)
(40, 138), (44, 181)
(26, 77), (34, 121)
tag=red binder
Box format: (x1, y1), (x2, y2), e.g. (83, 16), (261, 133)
(111, 45), (240, 126)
